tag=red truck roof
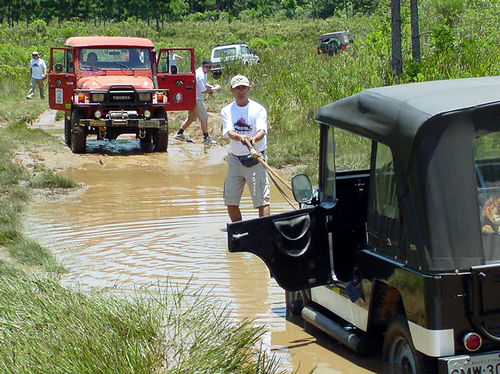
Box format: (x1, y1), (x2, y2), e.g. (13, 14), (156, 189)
(65, 36), (154, 48)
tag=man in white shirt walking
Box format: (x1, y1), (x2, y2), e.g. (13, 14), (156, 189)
(221, 74), (270, 222)
(174, 59), (217, 144)
(26, 51), (47, 100)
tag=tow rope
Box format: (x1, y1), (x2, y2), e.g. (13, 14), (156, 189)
(243, 138), (297, 210)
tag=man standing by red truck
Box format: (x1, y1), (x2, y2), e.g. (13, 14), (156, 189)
(26, 51), (47, 100)
(174, 59), (218, 144)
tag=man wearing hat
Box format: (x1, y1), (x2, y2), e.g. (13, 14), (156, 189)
(26, 51), (47, 100)
(221, 74), (270, 222)
(174, 59), (218, 144)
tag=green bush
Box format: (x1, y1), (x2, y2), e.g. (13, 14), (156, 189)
(29, 170), (80, 189)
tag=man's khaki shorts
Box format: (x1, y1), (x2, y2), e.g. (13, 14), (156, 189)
(223, 153), (270, 208)
(187, 99), (208, 121)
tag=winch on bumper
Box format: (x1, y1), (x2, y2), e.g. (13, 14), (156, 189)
(79, 110), (166, 128)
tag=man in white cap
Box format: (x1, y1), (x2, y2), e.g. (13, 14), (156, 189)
(221, 74), (270, 222)
(26, 51), (47, 100)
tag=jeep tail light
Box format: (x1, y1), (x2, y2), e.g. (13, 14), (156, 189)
(463, 332), (482, 352)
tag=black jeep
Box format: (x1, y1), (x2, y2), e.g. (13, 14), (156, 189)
(227, 76), (500, 373)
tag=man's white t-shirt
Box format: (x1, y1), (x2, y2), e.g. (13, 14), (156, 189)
(30, 58), (46, 79)
(195, 66), (207, 101)
(221, 99), (268, 156)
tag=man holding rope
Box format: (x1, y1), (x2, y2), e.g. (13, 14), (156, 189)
(221, 74), (270, 222)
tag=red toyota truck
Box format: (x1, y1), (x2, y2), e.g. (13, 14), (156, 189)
(48, 36), (195, 153)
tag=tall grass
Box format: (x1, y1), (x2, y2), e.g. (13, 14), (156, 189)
(0, 272), (284, 374)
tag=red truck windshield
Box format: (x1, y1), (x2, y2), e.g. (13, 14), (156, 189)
(79, 48), (151, 70)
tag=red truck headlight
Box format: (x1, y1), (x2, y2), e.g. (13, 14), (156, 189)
(91, 93), (105, 102)
(138, 92), (152, 102)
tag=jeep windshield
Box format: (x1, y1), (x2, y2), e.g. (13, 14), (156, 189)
(213, 47), (237, 59)
(79, 48), (151, 70)
(475, 131), (500, 263)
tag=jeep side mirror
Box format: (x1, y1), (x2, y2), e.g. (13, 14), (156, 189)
(291, 174), (313, 203)
(54, 63), (63, 73)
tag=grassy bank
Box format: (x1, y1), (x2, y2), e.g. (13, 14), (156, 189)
(0, 91), (284, 373)
(0, 95), (67, 272)
(0, 268), (282, 373)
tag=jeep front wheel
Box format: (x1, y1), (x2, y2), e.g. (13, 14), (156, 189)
(70, 109), (86, 154)
(285, 291), (304, 317)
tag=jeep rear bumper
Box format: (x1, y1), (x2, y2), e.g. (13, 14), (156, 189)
(79, 118), (167, 128)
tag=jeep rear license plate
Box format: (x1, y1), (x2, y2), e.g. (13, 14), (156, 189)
(442, 352), (500, 374)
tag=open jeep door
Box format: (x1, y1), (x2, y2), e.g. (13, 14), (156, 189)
(156, 48), (196, 111)
(227, 206), (331, 291)
(48, 47), (75, 111)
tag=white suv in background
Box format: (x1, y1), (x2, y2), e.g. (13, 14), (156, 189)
(210, 42), (260, 78)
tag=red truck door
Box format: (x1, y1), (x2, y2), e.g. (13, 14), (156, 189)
(157, 48), (196, 111)
(48, 47), (76, 112)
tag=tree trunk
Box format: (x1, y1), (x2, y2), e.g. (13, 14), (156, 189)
(410, 0), (421, 61)
(391, 0), (403, 77)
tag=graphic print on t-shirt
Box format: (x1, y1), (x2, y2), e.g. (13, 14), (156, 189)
(235, 117), (252, 134)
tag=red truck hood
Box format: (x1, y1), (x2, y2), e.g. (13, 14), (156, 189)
(77, 75), (154, 90)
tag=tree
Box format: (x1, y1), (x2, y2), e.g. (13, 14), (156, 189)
(391, 0), (402, 77)
(410, 0), (421, 61)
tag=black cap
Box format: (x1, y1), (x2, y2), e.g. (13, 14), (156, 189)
(202, 59), (212, 67)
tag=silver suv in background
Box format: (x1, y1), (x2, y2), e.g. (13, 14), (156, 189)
(210, 42), (260, 78)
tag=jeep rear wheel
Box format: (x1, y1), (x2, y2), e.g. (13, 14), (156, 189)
(383, 315), (434, 374)
(70, 109), (86, 154)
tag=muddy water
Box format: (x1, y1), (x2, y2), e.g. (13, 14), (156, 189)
(27, 112), (382, 374)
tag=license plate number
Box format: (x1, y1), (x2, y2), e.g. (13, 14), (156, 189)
(444, 352), (500, 374)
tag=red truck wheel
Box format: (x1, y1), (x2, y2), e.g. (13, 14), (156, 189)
(64, 115), (71, 146)
(70, 109), (86, 154)
(153, 129), (168, 152)
(153, 108), (168, 152)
